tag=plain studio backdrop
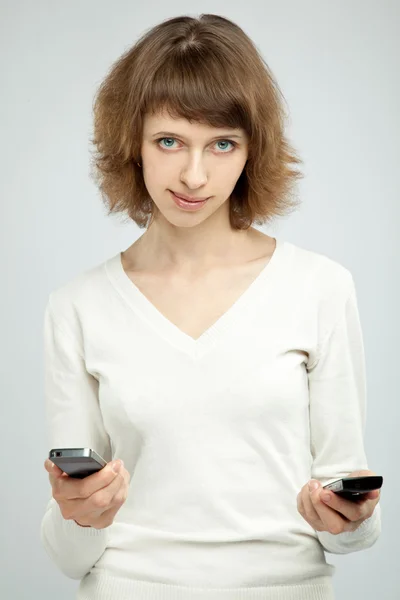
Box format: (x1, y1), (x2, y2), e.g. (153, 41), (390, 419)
(1, 1), (398, 599)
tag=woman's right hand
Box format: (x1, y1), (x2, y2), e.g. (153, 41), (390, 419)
(44, 458), (130, 529)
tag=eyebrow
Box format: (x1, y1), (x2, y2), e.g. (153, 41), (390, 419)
(151, 131), (244, 140)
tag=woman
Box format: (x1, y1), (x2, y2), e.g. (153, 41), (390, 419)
(41, 13), (381, 600)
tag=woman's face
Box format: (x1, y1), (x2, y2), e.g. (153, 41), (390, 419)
(140, 110), (249, 228)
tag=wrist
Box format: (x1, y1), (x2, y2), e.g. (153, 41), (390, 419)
(74, 520), (91, 528)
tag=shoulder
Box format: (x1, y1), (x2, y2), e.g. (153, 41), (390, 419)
(283, 239), (355, 298)
(281, 241), (361, 362)
(46, 254), (117, 324)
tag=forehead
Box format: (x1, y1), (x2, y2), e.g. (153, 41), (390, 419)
(143, 111), (246, 139)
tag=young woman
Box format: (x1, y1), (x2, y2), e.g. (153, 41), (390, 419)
(41, 13), (381, 600)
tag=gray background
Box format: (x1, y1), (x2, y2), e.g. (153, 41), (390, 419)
(1, 1), (398, 598)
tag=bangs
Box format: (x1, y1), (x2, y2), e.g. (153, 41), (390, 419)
(141, 48), (253, 134)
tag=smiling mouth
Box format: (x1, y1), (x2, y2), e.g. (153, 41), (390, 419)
(170, 191), (209, 210)
(171, 191), (209, 203)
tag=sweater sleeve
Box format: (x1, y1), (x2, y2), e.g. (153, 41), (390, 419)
(306, 274), (382, 555)
(40, 294), (112, 579)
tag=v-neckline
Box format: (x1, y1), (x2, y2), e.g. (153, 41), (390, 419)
(105, 237), (286, 359)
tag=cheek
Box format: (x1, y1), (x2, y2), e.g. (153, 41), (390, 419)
(141, 165), (171, 202)
(142, 159), (168, 181)
(210, 161), (247, 196)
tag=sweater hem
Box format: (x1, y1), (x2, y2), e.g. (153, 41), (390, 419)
(77, 573), (335, 600)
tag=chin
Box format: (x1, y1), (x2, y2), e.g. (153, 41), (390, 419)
(153, 202), (215, 228)
(165, 212), (210, 228)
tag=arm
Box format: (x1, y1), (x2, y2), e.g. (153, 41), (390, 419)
(306, 273), (382, 554)
(40, 294), (112, 579)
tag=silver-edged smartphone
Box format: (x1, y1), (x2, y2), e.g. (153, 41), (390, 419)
(49, 448), (107, 478)
(323, 475), (383, 501)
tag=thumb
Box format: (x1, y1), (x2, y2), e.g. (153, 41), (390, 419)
(365, 489), (380, 500)
(44, 458), (64, 478)
(348, 469), (376, 478)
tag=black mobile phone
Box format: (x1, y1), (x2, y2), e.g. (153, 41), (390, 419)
(323, 475), (383, 501)
(49, 448), (107, 478)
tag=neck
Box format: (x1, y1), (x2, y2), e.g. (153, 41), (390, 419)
(131, 205), (252, 275)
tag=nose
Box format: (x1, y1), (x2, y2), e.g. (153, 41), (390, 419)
(180, 155), (208, 189)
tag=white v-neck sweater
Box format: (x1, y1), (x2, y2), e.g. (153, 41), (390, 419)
(41, 238), (381, 600)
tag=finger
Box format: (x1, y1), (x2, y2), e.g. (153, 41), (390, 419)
(45, 458), (63, 475)
(365, 489), (380, 500)
(114, 464), (131, 504)
(120, 464), (131, 487)
(74, 461), (123, 499)
(58, 465), (126, 522)
(54, 460), (122, 501)
(310, 487), (348, 534)
(45, 459), (65, 486)
(348, 469), (376, 478)
(301, 488), (324, 530)
(89, 469), (129, 525)
(320, 490), (369, 523)
(75, 467), (127, 518)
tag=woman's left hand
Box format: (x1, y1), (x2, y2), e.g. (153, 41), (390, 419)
(297, 469), (381, 534)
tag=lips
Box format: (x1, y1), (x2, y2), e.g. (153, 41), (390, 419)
(172, 192), (208, 203)
(170, 191), (209, 211)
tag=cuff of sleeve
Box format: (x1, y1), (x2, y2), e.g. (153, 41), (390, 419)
(54, 500), (110, 541)
(41, 498), (110, 580)
(317, 502), (381, 554)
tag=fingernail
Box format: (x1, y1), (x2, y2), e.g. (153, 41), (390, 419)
(322, 493), (331, 502)
(308, 481), (319, 492)
(112, 460), (122, 473)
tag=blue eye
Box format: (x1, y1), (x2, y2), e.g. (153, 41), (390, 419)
(156, 137), (236, 153)
(215, 140), (234, 152)
(159, 138), (176, 148)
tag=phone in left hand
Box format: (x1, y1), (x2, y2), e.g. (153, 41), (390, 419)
(323, 475), (383, 501)
(49, 448), (107, 478)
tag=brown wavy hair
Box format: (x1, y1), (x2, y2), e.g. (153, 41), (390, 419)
(90, 14), (303, 229)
